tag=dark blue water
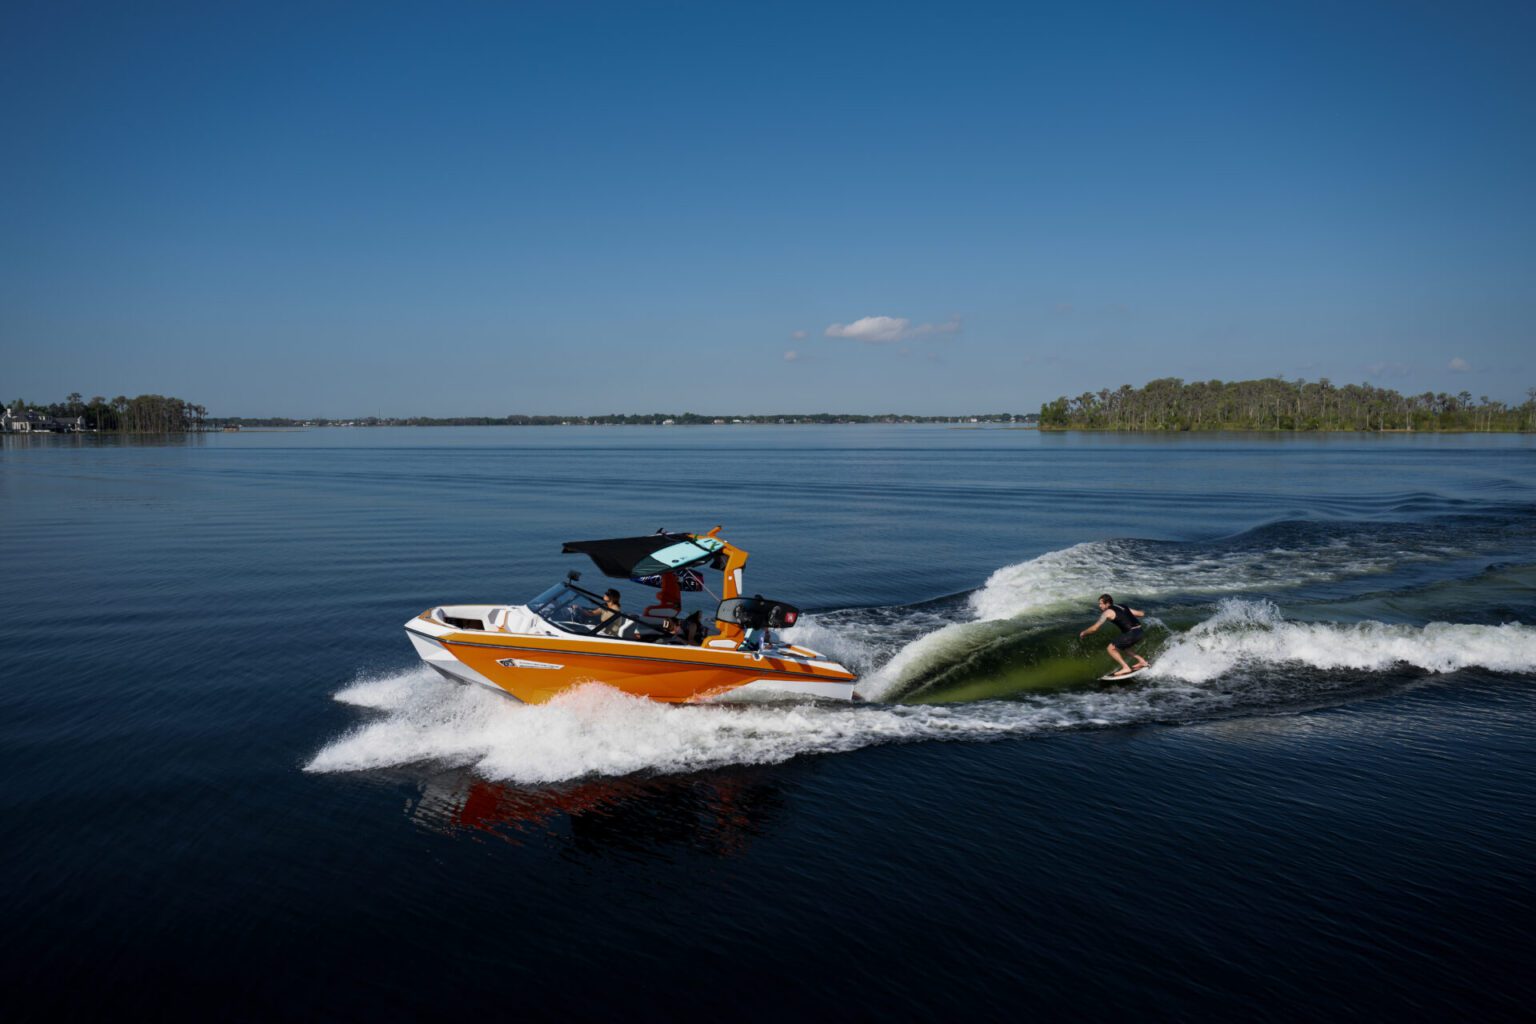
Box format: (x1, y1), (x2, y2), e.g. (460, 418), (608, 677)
(3, 427), (1534, 1018)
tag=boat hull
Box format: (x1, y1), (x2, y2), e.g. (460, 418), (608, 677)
(406, 612), (857, 703)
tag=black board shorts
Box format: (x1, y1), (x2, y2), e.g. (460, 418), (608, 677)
(1113, 628), (1143, 650)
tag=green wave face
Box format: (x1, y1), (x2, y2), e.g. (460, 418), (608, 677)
(893, 620), (1173, 703)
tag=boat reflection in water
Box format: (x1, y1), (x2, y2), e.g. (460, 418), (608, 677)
(407, 769), (786, 858)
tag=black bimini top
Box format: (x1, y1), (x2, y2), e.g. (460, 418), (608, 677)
(562, 533), (727, 579)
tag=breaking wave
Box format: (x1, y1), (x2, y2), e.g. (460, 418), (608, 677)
(966, 517), (1493, 620)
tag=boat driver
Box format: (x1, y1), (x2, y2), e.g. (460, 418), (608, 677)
(584, 588), (625, 636)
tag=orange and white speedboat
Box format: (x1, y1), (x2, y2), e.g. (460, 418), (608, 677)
(404, 528), (858, 703)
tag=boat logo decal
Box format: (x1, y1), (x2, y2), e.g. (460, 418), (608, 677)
(497, 657), (564, 670)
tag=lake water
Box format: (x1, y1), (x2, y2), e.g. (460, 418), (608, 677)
(3, 427), (1533, 1018)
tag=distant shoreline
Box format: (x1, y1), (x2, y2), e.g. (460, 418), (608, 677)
(222, 420), (1526, 433)
(13, 376), (1532, 435)
(12, 422), (1534, 435)
(214, 416), (1038, 428)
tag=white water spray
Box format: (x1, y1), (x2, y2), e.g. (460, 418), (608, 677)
(1148, 599), (1536, 683)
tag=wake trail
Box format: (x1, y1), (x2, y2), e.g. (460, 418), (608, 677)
(308, 604), (1534, 784)
(310, 518), (1535, 783)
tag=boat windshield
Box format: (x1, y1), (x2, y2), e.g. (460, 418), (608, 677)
(527, 583), (615, 635)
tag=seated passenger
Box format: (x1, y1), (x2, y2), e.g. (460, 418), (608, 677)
(653, 617), (686, 644)
(680, 610), (707, 646)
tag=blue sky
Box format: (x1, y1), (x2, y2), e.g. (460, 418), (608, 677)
(3, 0), (1532, 416)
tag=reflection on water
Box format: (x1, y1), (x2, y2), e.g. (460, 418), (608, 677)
(408, 769), (785, 858)
(0, 431), (215, 449)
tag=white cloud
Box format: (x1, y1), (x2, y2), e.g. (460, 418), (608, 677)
(826, 316), (909, 342)
(790, 329), (807, 340)
(824, 315), (962, 344)
(783, 350), (799, 362)
(1447, 357), (1471, 372)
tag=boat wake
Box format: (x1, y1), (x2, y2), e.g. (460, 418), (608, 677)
(307, 600), (1534, 784)
(308, 517), (1535, 784)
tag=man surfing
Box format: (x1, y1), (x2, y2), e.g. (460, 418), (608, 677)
(1080, 593), (1149, 678)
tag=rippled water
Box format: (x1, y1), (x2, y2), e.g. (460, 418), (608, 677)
(3, 427), (1533, 1017)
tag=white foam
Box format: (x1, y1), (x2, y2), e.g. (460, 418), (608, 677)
(968, 541), (1119, 621)
(966, 537), (1410, 622)
(786, 608), (969, 700)
(307, 667), (1169, 784)
(1149, 599), (1536, 683)
(781, 614), (882, 674)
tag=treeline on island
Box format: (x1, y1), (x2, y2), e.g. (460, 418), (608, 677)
(1040, 378), (1536, 432)
(6, 393), (210, 432)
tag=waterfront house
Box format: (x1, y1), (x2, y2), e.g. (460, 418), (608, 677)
(2, 407), (87, 433)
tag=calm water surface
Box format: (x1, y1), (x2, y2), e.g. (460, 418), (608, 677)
(2, 427), (1534, 1018)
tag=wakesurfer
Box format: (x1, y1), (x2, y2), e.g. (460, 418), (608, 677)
(1080, 593), (1149, 677)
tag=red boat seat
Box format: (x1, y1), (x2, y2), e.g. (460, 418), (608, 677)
(643, 572), (683, 618)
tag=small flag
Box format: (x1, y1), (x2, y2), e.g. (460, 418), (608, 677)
(631, 568), (706, 591)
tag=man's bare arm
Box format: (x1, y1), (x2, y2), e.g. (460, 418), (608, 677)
(1080, 613), (1110, 638)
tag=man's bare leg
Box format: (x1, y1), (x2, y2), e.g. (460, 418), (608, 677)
(1106, 643), (1132, 676)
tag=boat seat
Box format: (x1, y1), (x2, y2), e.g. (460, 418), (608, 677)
(642, 572), (683, 619)
(485, 607), (510, 632)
